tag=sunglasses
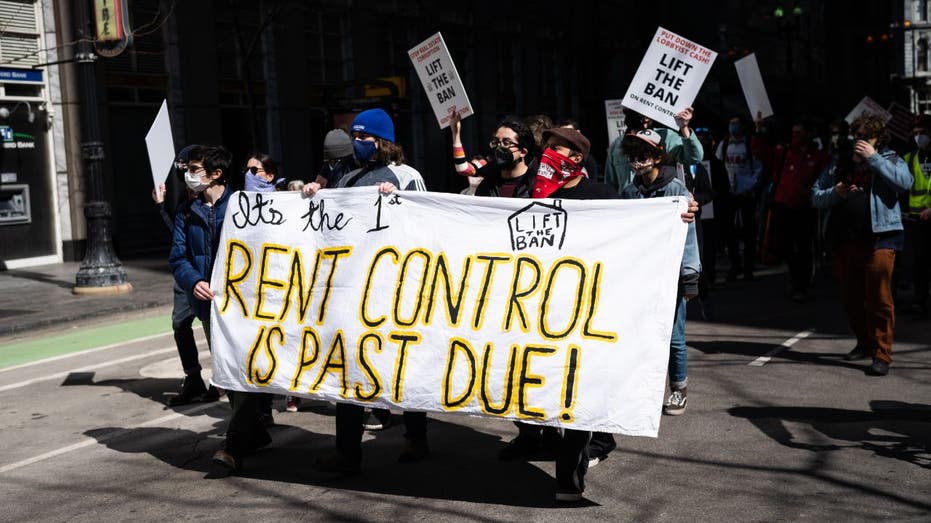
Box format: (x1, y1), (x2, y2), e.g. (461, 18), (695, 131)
(245, 165), (265, 174)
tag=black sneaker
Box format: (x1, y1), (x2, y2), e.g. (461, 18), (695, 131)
(555, 487), (584, 503)
(497, 435), (542, 461)
(843, 345), (871, 361)
(663, 387), (688, 416)
(167, 374), (207, 406)
(865, 358), (889, 376)
(211, 449), (238, 472)
(201, 385), (221, 402)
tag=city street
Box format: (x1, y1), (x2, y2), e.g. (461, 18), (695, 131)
(0, 260), (928, 521)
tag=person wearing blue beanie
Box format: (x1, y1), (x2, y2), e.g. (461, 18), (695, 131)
(302, 107), (427, 474)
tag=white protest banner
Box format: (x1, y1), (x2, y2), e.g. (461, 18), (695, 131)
(408, 32), (473, 129)
(605, 99), (627, 146)
(734, 53), (774, 120)
(622, 27), (717, 130)
(208, 189), (689, 435)
(845, 96), (892, 125)
(144, 99), (175, 190)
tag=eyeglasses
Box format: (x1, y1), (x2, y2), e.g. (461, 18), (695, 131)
(853, 134), (871, 141)
(489, 137), (519, 149)
(188, 164), (205, 174)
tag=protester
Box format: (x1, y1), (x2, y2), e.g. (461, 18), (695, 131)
(811, 114), (913, 376)
(168, 146), (269, 471)
(769, 121), (828, 302)
(604, 107), (703, 193)
(314, 128), (358, 188)
(450, 111), (538, 197)
(525, 126), (618, 502)
(243, 152), (286, 427)
(902, 114), (931, 318)
(151, 145), (221, 406)
(303, 108), (428, 474)
(287, 179), (305, 192)
(716, 116), (765, 282)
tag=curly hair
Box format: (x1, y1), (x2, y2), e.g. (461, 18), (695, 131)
(375, 138), (406, 165)
(851, 113), (890, 149)
(620, 134), (667, 165)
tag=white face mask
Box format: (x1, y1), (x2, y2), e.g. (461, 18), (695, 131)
(630, 159), (654, 175)
(915, 134), (931, 149)
(185, 171), (210, 193)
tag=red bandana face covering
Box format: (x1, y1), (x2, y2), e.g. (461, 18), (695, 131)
(533, 147), (583, 198)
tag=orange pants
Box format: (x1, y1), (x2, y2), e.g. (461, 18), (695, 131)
(833, 240), (896, 363)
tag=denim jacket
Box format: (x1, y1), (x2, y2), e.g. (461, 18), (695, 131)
(620, 177), (701, 296)
(811, 148), (913, 234)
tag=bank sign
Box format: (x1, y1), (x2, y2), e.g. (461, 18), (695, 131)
(0, 68), (43, 84)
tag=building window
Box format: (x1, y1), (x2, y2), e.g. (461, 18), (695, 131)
(920, 0), (929, 21)
(0, 0), (40, 68)
(918, 38), (928, 72)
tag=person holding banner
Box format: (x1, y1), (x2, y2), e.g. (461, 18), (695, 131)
(302, 108), (430, 472)
(533, 126), (617, 502)
(152, 144), (222, 407)
(812, 114), (913, 377)
(604, 107), (702, 193)
(314, 128), (358, 188)
(168, 146), (272, 472)
(449, 111), (538, 197)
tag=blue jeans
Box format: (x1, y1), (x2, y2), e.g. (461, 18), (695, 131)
(669, 297), (688, 390)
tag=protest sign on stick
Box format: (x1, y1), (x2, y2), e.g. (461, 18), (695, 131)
(734, 53), (774, 120)
(605, 99), (627, 146)
(145, 99), (175, 190)
(208, 189), (690, 435)
(408, 32), (473, 129)
(885, 102), (915, 142)
(845, 96), (892, 125)
(622, 27), (717, 129)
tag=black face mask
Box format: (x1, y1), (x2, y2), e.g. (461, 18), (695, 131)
(493, 146), (518, 169)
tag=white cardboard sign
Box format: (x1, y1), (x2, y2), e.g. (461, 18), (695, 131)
(734, 53), (774, 120)
(208, 189), (689, 435)
(144, 100), (175, 190)
(408, 32), (473, 129)
(622, 27), (717, 130)
(845, 96), (892, 125)
(605, 99), (627, 146)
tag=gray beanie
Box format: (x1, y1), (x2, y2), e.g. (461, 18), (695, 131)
(324, 129), (353, 160)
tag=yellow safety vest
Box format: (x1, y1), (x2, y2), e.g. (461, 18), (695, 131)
(904, 151), (931, 215)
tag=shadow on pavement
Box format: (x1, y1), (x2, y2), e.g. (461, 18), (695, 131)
(689, 340), (868, 370)
(62, 373), (228, 417)
(728, 400), (931, 470)
(84, 415), (568, 508)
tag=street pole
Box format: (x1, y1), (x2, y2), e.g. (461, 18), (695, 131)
(72, 0), (131, 294)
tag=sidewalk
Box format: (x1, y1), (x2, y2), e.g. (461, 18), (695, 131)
(0, 257), (175, 337)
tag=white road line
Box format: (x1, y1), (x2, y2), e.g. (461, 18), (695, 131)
(748, 329), (814, 366)
(0, 401), (219, 474)
(0, 331), (175, 374)
(0, 345), (178, 393)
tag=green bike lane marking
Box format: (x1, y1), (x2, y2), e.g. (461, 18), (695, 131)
(0, 314), (197, 369)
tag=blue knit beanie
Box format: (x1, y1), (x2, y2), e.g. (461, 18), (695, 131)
(351, 108), (395, 143)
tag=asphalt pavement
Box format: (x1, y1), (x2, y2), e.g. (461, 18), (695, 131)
(0, 257), (928, 521)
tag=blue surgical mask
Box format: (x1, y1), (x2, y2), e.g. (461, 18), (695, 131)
(245, 170), (276, 192)
(353, 139), (377, 162)
(728, 123), (741, 136)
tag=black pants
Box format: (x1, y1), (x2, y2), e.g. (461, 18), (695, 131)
(335, 403), (426, 465)
(698, 218), (718, 297)
(225, 391), (270, 458)
(556, 429), (591, 493)
(722, 195), (757, 275)
(907, 218), (931, 308)
(773, 204), (815, 293)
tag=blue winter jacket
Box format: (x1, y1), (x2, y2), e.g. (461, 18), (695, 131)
(620, 172), (701, 297)
(811, 148), (913, 234)
(169, 186), (232, 321)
